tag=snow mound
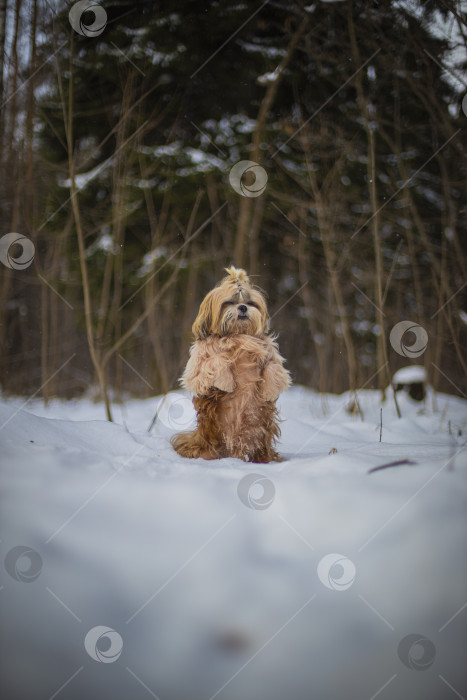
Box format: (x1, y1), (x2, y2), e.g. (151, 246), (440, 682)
(392, 365), (427, 384)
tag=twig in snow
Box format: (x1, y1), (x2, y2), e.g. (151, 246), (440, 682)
(367, 459), (417, 474)
(147, 394), (169, 432)
(438, 401), (449, 431)
(391, 382), (402, 419)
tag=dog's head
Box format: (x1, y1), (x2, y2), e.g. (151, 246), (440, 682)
(192, 267), (269, 339)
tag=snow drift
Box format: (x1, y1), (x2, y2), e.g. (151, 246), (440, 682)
(1, 386), (466, 700)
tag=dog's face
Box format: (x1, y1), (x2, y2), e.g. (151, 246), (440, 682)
(192, 267), (269, 339)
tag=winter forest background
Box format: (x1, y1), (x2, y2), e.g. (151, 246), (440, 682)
(0, 0), (466, 412)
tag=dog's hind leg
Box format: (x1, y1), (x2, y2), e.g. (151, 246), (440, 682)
(170, 430), (220, 460)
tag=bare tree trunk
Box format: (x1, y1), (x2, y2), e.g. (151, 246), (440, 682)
(60, 36), (113, 420)
(296, 214), (327, 392)
(3, 0), (21, 163)
(146, 277), (170, 394)
(348, 8), (402, 417)
(0, 0), (22, 374)
(300, 125), (358, 397)
(0, 0), (7, 120)
(348, 9), (391, 397)
(397, 160), (467, 379)
(234, 17), (309, 268)
(181, 261), (198, 345)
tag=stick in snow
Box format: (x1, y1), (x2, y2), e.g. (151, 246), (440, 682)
(367, 459), (417, 474)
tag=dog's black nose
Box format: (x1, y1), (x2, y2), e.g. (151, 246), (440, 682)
(238, 305), (247, 313)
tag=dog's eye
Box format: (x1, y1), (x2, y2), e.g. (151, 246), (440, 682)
(248, 302), (258, 309)
(222, 301), (234, 307)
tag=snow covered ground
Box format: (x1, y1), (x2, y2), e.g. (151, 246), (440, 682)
(1, 385), (466, 700)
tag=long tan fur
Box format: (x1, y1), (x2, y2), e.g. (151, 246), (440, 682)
(171, 267), (291, 462)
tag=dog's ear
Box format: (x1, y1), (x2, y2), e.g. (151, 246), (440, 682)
(192, 291), (214, 339)
(259, 298), (270, 335)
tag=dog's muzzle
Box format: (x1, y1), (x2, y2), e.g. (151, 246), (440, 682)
(237, 304), (248, 319)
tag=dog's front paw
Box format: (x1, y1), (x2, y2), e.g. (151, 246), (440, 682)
(262, 388), (279, 402)
(213, 369), (236, 393)
(261, 362), (291, 401)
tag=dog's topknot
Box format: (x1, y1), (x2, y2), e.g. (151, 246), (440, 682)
(223, 267), (249, 285)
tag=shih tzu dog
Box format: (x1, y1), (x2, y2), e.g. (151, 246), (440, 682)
(171, 267), (291, 462)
